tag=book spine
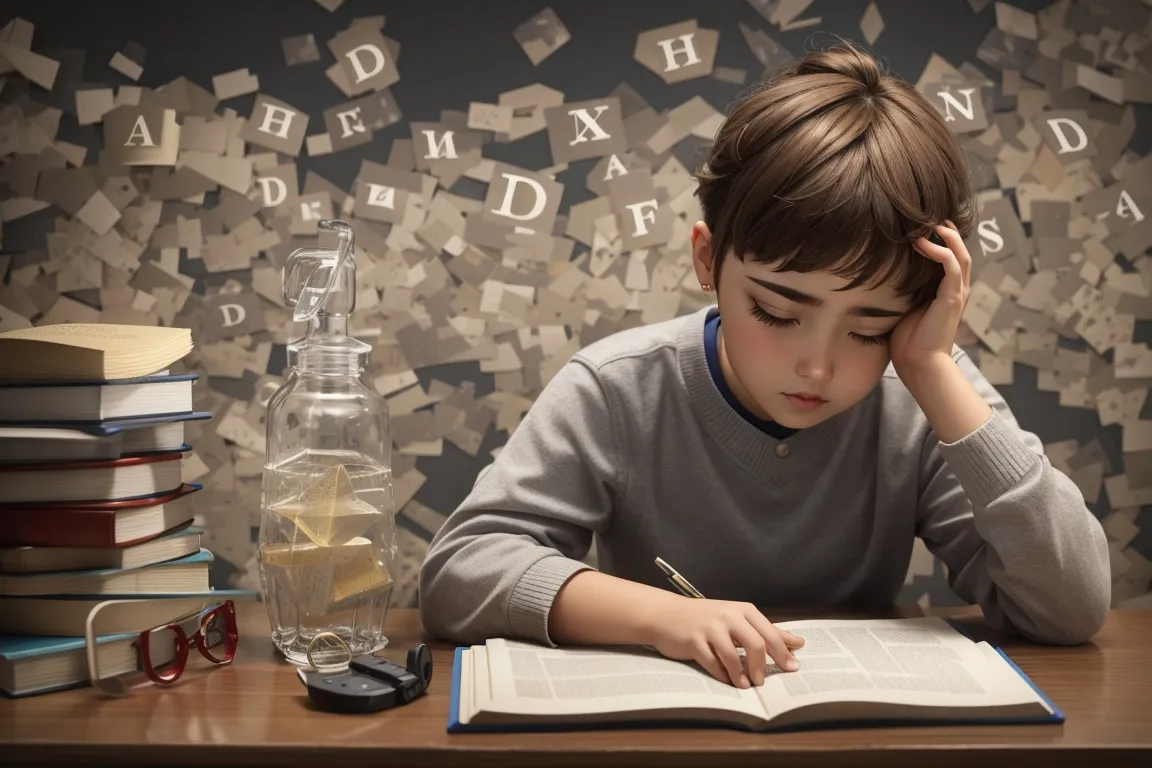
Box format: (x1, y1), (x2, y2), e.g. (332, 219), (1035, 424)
(0, 510), (116, 547)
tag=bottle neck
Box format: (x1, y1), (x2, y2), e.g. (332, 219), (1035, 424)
(318, 314), (348, 337)
(296, 314), (369, 376)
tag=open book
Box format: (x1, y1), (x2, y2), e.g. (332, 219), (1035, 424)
(449, 616), (1063, 734)
(0, 324), (192, 381)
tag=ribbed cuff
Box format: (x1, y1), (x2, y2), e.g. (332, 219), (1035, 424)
(936, 410), (1040, 507)
(507, 556), (594, 647)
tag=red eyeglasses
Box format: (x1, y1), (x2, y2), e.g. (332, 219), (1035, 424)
(86, 599), (239, 696)
(139, 600), (238, 684)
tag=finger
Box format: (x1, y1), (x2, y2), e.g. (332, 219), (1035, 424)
(781, 630), (806, 651)
(709, 630), (749, 688)
(913, 235), (952, 263)
(729, 622), (768, 686)
(937, 221), (971, 287)
(692, 637), (733, 687)
(744, 611), (800, 672)
(916, 235), (963, 299)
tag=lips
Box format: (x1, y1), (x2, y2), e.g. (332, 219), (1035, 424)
(784, 392), (828, 412)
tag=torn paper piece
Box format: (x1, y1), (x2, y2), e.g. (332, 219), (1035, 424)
(213, 68), (260, 100)
(513, 7), (571, 66)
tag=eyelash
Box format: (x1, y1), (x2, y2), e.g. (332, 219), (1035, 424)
(748, 305), (891, 347)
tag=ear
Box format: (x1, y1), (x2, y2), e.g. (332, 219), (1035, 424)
(691, 222), (715, 291)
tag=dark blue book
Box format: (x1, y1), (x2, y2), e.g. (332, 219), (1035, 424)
(447, 617), (1064, 734)
(0, 411), (211, 465)
(0, 373), (198, 423)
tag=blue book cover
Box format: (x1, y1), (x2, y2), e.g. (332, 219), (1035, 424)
(0, 587), (259, 603)
(0, 373), (199, 389)
(0, 549), (214, 594)
(446, 641), (1065, 735)
(0, 630), (139, 662)
(0, 411), (212, 434)
(0, 630), (145, 698)
(0, 374), (201, 425)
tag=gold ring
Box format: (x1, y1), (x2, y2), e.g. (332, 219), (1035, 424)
(306, 632), (352, 673)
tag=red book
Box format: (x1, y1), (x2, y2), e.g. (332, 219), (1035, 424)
(0, 452), (185, 505)
(0, 484), (200, 547)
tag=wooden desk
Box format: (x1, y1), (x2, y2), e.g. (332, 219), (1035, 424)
(1, 602), (1150, 767)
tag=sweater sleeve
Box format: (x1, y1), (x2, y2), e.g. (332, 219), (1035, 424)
(417, 357), (618, 647)
(914, 347), (1112, 645)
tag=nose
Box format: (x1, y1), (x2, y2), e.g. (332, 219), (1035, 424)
(796, 339), (834, 382)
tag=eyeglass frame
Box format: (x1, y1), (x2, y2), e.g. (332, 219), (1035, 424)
(84, 598), (239, 696)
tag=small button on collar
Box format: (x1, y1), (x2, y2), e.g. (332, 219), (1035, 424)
(775, 443), (790, 458)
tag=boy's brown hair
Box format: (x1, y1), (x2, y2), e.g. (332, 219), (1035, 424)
(694, 41), (976, 309)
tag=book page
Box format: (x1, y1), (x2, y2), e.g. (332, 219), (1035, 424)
(0, 323), (190, 353)
(478, 638), (769, 723)
(758, 617), (1045, 716)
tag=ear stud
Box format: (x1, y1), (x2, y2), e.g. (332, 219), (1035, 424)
(700, 283), (712, 292)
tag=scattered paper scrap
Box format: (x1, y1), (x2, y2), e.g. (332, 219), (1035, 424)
(513, 7), (571, 66)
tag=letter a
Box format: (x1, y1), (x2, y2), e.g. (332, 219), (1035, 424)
(1117, 190), (1146, 223)
(603, 154), (629, 181)
(125, 115), (156, 147)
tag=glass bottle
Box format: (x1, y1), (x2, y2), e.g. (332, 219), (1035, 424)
(257, 219), (396, 665)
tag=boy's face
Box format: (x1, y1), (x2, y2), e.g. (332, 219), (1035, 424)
(692, 223), (911, 429)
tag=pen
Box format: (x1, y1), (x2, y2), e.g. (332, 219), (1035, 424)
(655, 557), (706, 599)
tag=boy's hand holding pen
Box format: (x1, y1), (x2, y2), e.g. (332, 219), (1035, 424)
(654, 557), (804, 689)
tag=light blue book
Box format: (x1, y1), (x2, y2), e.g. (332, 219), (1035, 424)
(447, 617), (1064, 734)
(0, 587), (258, 698)
(0, 549), (214, 597)
(0, 629), (150, 698)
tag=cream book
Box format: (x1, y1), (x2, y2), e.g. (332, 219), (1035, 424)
(448, 617), (1063, 734)
(0, 324), (193, 381)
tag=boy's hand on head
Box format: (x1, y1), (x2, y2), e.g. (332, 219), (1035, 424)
(646, 598), (805, 688)
(890, 221), (972, 383)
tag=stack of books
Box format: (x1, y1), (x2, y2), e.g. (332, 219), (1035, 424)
(0, 323), (234, 698)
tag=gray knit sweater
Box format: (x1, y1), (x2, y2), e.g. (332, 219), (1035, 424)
(418, 306), (1112, 647)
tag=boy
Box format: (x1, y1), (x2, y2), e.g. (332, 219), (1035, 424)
(418, 42), (1112, 690)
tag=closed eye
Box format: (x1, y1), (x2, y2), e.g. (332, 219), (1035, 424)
(850, 331), (892, 347)
(749, 304), (797, 328)
(751, 303), (892, 347)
